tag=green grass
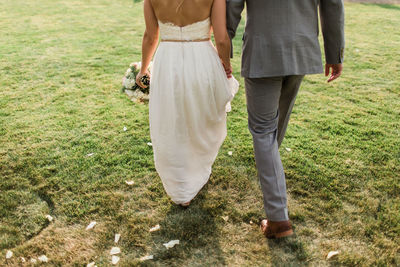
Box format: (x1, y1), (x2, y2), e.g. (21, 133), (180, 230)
(1, 0), (399, 266)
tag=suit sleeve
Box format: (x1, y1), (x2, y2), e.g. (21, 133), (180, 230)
(319, 0), (345, 64)
(226, 0), (245, 58)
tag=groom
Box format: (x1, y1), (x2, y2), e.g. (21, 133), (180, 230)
(226, 0), (345, 238)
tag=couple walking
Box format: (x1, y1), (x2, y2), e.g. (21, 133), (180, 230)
(136, 0), (344, 238)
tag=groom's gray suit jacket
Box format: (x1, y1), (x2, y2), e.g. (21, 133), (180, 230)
(227, 0), (345, 78)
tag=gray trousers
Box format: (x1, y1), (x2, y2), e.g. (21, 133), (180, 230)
(245, 75), (304, 221)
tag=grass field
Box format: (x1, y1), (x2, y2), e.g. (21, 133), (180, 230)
(1, 0), (399, 266)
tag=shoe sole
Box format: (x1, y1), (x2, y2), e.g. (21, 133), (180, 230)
(267, 229), (294, 239)
(179, 201), (191, 208)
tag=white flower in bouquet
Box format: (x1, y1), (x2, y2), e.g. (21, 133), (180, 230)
(127, 79), (136, 88)
(133, 90), (149, 101)
(130, 62), (139, 68)
(123, 79), (134, 89)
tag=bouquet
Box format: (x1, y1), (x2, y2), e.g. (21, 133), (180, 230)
(121, 62), (152, 102)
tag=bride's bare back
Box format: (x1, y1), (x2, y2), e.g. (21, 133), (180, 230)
(150, 0), (214, 26)
(137, 0), (231, 87)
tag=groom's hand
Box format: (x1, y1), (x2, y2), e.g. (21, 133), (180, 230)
(325, 63), (343, 83)
(225, 66), (233, 79)
(222, 62), (233, 79)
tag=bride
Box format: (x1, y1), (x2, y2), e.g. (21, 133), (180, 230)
(136, 0), (238, 207)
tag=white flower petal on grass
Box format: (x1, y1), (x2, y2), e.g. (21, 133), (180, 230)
(125, 180), (134, 186)
(21, 257), (26, 263)
(111, 255), (120, 265)
(114, 233), (121, 243)
(110, 247), (121, 255)
(86, 221), (97, 230)
(228, 151), (233, 156)
(149, 224), (160, 232)
(249, 220), (254, 225)
(222, 216), (229, 222)
(6, 250), (13, 259)
(326, 251), (339, 260)
(140, 255), (154, 261)
(163, 240), (180, 249)
(147, 142), (153, 147)
(123, 126), (127, 132)
(30, 258), (37, 263)
(87, 153), (95, 157)
(285, 147), (292, 152)
(87, 262), (96, 267)
(38, 255), (48, 262)
(46, 214), (53, 222)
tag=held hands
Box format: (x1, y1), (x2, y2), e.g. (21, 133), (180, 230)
(325, 63), (343, 83)
(223, 62), (233, 79)
(136, 70), (151, 89)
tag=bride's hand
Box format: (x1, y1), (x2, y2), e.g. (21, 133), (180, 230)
(223, 63), (233, 79)
(136, 70), (151, 88)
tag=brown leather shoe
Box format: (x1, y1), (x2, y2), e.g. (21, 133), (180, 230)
(260, 219), (293, 239)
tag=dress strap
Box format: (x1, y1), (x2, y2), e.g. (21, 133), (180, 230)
(176, 0), (185, 13)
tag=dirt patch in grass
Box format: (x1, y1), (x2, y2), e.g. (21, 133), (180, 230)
(1, 222), (106, 266)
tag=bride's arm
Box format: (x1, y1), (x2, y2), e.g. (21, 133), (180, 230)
(137, 0), (159, 88)
(211, 0), (232, 78)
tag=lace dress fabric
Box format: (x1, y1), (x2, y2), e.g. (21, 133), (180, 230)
(149, 18), (238, 204)
(159, 17), (211, 41)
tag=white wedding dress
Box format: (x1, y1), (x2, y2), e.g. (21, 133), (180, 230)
(149, 17), (238, 204)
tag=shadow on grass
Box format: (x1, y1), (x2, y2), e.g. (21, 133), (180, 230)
(146, 183), (226, 265)
(267, 234), (310, 265)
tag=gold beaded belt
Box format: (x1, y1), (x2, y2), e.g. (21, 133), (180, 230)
(161, 38), (211, 42)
